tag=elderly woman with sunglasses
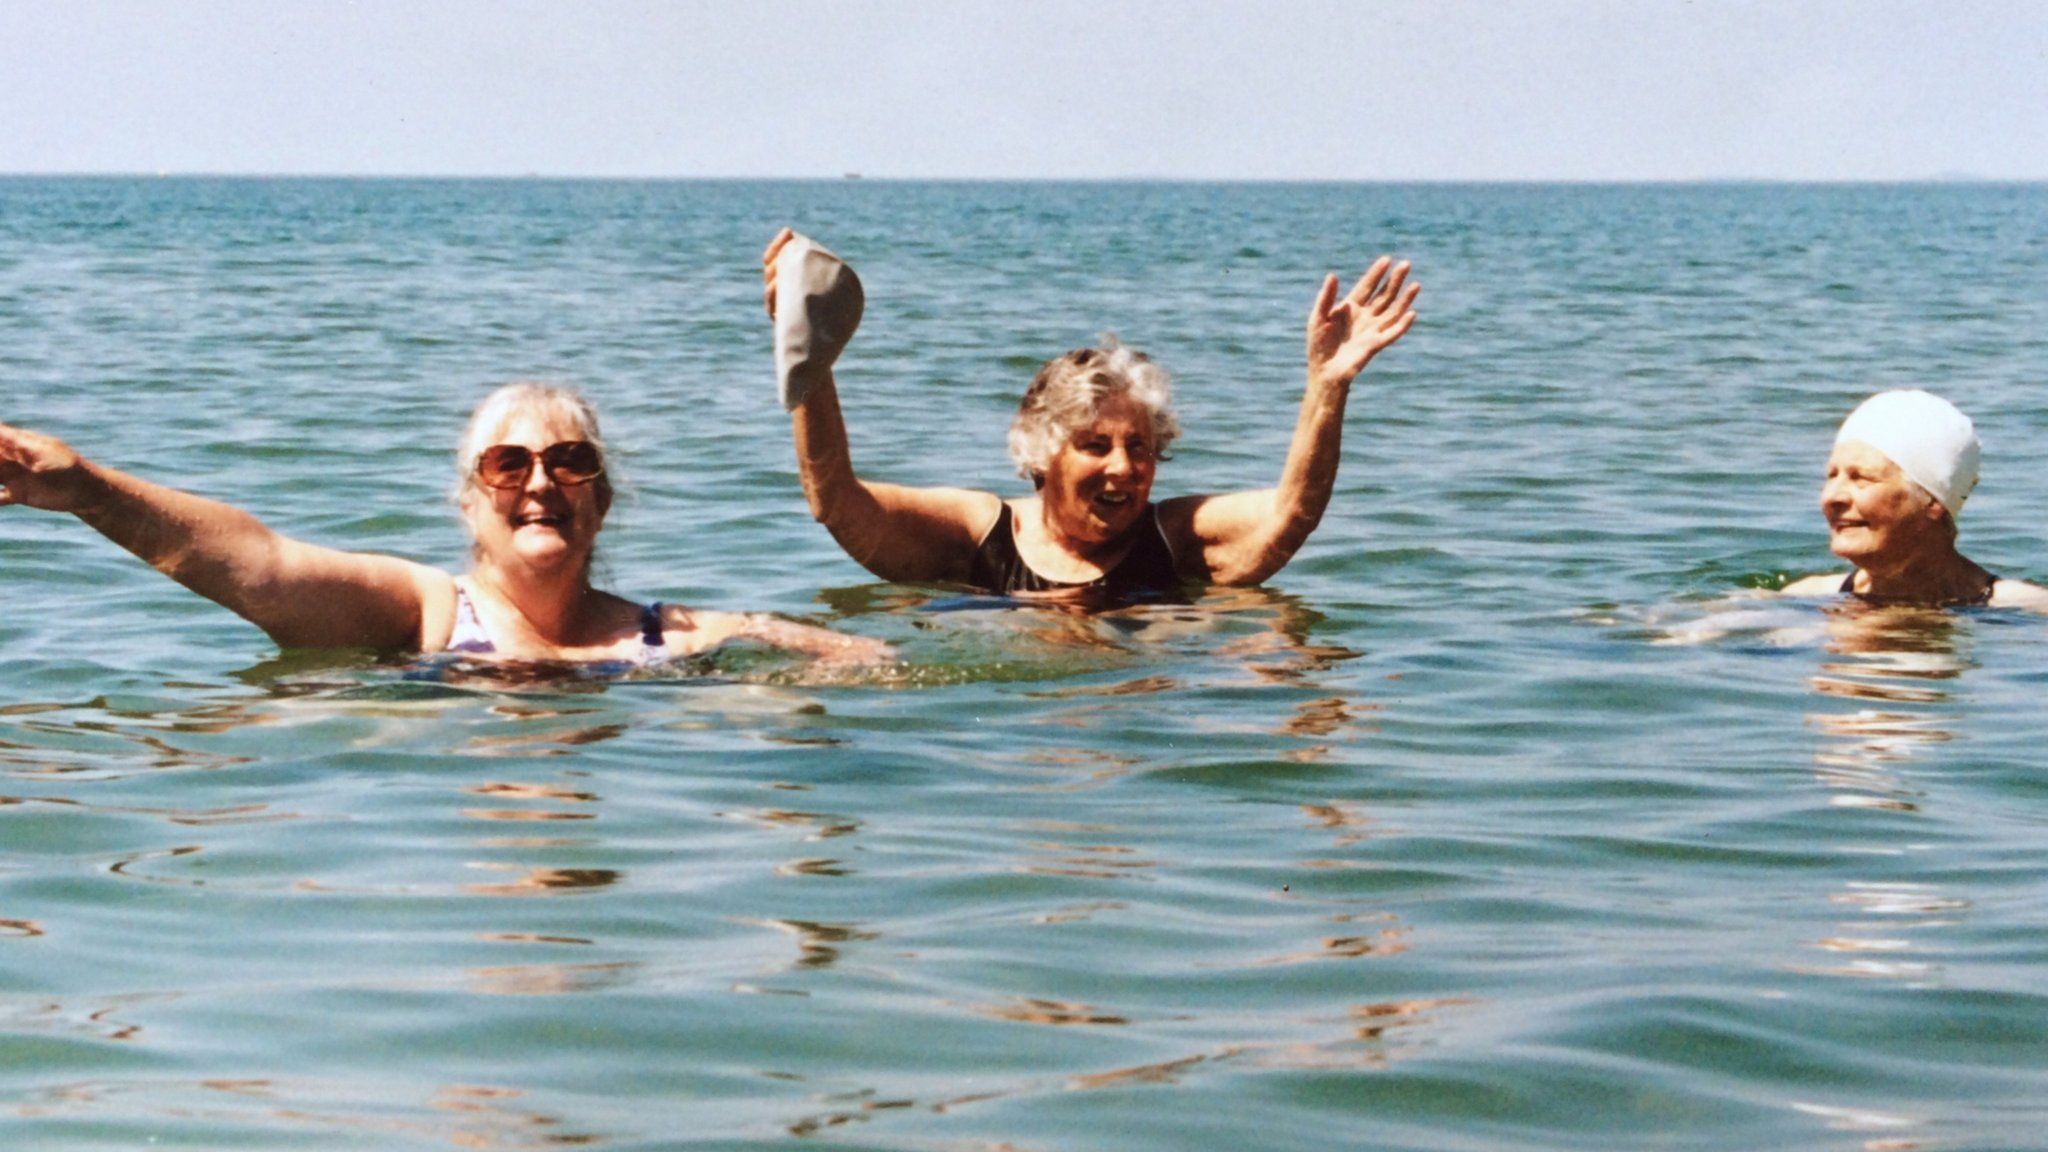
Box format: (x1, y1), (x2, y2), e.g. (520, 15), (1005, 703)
(0, 382), (883, 664)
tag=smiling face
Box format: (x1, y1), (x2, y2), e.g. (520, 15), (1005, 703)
(1038, 392), (1159, 546)
(460, 406), (610, 579)
(1820, 439), (1948, 567)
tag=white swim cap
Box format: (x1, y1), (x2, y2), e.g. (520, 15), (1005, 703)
(1834, 389), (1980, 515)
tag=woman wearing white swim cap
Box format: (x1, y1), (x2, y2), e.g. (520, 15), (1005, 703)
(1782, 390), (2048, 608)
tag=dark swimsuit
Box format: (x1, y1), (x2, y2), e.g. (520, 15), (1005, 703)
(1839, 571), (1997, 605)
(969, 504), (1185, 600)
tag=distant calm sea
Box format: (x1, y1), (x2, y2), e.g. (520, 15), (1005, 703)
(3, 178), (2047, 1151)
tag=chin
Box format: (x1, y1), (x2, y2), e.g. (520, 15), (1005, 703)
(1076, 514), (1134, 543)
(512, 536), (582, 571)
(1092, 500), (1145, 532)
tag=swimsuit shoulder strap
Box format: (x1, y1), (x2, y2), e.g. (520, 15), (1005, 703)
(639, 602), (666, 650)
(969, 504), (1033, 593)
(1840, 569), (2001, 604)
(969, 502), (1182, 598)
(973, 500), (1012, 550)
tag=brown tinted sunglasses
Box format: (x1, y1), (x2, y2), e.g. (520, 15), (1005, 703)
(474, 441), (604, 490)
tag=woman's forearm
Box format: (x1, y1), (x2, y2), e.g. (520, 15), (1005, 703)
(1192, 263), (1414, 585)
(70, 460), (293, 605)
(51, 456), (427, 650)
(1183, 369), (1357, 587)
(790, 373), (870, 526)
(789, 373), (913, 576)
(1262, 258), (1415, 556)
(1271, 371), (1352, 536)
(738, 613), (893, 665)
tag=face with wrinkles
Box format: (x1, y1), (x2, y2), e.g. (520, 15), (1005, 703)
(1820, 439), (1946, 566)
(1039, 392), (1158, 546)
(461, 408), (610, 577)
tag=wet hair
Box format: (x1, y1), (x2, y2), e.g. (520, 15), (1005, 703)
(453, 381), (615, 513)
(1007, 337), (1180, 485)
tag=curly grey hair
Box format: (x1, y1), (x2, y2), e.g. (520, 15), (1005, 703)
(1007, 337), (1180, 484)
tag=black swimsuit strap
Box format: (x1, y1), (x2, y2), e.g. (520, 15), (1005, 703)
(1839, 571), (1998, 604)
(969, 504), (1180, 597)
(639, 602), (665, 648)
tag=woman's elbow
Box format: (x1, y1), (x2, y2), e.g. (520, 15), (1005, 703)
(1211, 555), (1286, 587)
(800, 471), (859, 528)
(1208, 526), (1313, 586)
(803, 487), (834, 525)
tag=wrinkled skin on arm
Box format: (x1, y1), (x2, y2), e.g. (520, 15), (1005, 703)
(1163, 258), (1419, 585)
(763, 228), (1000, 584)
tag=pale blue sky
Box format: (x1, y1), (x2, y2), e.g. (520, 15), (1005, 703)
(1, 0), (2041, 180)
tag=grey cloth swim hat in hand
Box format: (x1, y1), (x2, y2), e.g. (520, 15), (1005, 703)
(773, 235), (865, 411)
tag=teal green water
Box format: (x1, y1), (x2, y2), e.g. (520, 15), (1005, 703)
(4, 179), (2048, 1150)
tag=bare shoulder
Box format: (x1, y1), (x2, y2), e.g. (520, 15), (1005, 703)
(854, 483), (1003, 581)
(1152, 493), (1215, 567)
(957, 487), (1007, 537)
(1154, 492), (1205, 533)
(1989, 577), (2048, 611)
(265, 546), (452, 651)
(1779, 572), (1849, 597)
(1156, 490), (1294, 584)
(1159, 490), (1271, 540)
(410, 563), (460, 650)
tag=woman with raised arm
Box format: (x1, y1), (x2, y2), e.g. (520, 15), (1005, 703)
(0, 382), (888, 666)
(761, 229), (1418, 601)
(1781, 389), (2048, 609)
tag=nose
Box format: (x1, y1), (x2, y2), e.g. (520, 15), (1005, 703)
(1104, 444), (1134, 478)
(1819, 473), (1848, 514)
(521, 455), (556, 495)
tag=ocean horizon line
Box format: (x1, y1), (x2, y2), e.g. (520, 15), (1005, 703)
(0, 171), (2038, 187)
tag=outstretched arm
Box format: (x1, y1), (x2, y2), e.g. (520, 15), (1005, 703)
(0, 422), (446, 649)
(667, 605), (893, 666)
(763, 228), (996, 585)
(1162, 258), (1418, 585)
(735, 613), (894, 666)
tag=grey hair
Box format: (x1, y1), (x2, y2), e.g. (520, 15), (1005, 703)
(453, 381), (614, 510)
(1007, 336), (1179, 483)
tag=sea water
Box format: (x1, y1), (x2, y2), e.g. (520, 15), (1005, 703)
(2, 178), (2046, 1150)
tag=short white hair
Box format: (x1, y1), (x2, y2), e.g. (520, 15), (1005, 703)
(1007, 337), (1180, 483)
